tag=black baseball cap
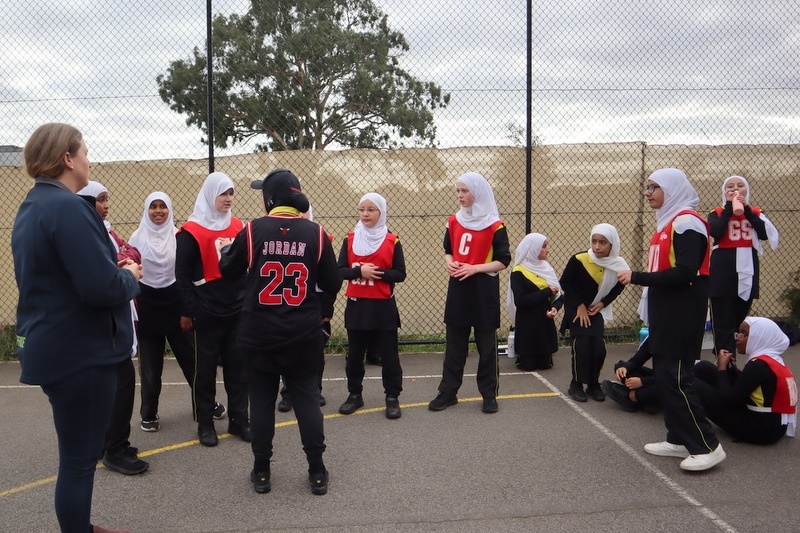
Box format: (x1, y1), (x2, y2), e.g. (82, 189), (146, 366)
(251, 168), (309, 212)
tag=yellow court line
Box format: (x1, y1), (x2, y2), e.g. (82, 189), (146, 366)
(0, 391), (558, 499)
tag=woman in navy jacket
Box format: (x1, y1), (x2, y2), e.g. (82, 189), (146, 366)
(12, 123), (141, 533)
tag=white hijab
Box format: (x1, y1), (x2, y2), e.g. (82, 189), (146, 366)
(78, 180), (114, 237)
(638, 168), (707, 325)
(352, 193), (388, 256)
(129, 192), (177, 289)
(720, 176), (780, 300)
(743, 317), (795, 436)
(506, 233), (561, 326)
(454, 172), (501, 231)
(187, 172), (235, 231)
(587, 223), (630, 322)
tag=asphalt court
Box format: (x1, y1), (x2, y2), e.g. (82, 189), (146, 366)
(1, 342), (799, 533)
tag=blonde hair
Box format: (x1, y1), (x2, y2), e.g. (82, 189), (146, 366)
(23, 123), (83, 179)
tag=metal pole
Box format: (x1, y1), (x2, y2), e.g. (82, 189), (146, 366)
(525, 0), (533, 234)
(206, 0), (215, 173)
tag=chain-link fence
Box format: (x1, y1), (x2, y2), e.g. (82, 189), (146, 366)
(3, 0), (799, 350)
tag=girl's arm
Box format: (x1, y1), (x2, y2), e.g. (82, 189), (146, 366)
(714, 358), (773, 406)
(378, 239), (406, 283)
(743, 205), (768, 240)
(707, 206), (730, 241)
(337, 237), (362, 281)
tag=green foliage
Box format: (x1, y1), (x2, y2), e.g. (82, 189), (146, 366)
(781, 269), (800, 325)
(157, 0), (450, 151)
(0, 324), (17, 361)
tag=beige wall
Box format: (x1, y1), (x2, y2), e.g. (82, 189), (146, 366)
(2, 143), (798, 336)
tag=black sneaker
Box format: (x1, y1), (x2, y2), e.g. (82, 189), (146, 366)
(601, 380), (637, 412)
(385, 396), (401, 419)
(213, 402), (227, 420)
(568, 382), (588, 402)
(309, 469), (329, 496)
(102, 449), (149, 475)
(338, 394), (364, 415)
(198, 424), (218, 447)
(140, 415), (159, 432)
(586, 383), (606, 402)
(228, 420), (253, 442)
(250, 469), (271, 494)
(481, 397), (499, 413)
(428, 392), (458, 411)
(277, 397), (293, 412)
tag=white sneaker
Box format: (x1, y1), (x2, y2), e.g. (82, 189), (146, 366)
(644, 441), (690, 458)
(680, 444), (726, 471)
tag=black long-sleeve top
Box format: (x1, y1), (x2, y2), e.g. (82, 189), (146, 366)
(559, 253), (625, 336)
(707, 202), (768, 299)
(175, 230), (244, 320)
(630, 228), (708, 360)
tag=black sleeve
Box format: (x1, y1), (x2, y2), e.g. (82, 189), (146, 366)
(219, 227), (248, 279)
(317, 229), (342, 296)
(744, 205), (768, 240)
(600, 280), (625, 307)
(510, 271), (553, 308)
(492, 226), (511, 267)
(443, 228), (452, 255)
(714, 359), (772, 406)
(378, 239), (406, 284)
(559, 256), (583, 308)
(630, 229), (707, 287)
(707, 206), (730, 242)
(337, 236), (362, 281)
(624, 337), (653, 371)
(175, 231), (201, 318)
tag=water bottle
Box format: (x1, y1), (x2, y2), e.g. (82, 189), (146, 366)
(639, 327), (649, 344)
(507, 329), (516, 359)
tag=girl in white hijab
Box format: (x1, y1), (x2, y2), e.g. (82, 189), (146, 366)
(506, 233), (563, 372)
(337, 192), (407, 419)
(430, 172), (510, 414)
(129, 192), (204, 432)
(187, 172), (235, 231)
(708, 175), (780, 360)
(454, 172), (501, 231)
(617, 168), (724, 471)
(694, 317), (796, 443)
(559, 224), (628, 402)
(352, 193), (388, 256)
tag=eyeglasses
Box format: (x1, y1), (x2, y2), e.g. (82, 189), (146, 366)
(734, 331), (749, 339)
(643, 184), (661, 194)
(357, 207), (379, 214)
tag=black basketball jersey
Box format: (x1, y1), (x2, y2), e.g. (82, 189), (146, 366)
(220, 212), (341, 349)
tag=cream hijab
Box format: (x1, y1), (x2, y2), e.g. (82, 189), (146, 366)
(506, 233), (561, 327)
(743, 317), (795, 437)
(129, 192), (178, 289)
(720, 176), (780, 300)
(454, 172), (501, 231)
(587, 223), (629, 322)
(187, 172), (235, 230)
(352, 193), (388, 256)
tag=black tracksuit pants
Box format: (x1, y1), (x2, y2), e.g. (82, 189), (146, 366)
(438, 324), (498, 399)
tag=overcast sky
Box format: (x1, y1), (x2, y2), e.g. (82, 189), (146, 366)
(2, 0), (799, 161)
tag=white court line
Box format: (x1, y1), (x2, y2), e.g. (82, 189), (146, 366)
(533, 371), (738, 533)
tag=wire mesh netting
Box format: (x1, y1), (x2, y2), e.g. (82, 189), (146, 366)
(2, 0), (799, 348)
